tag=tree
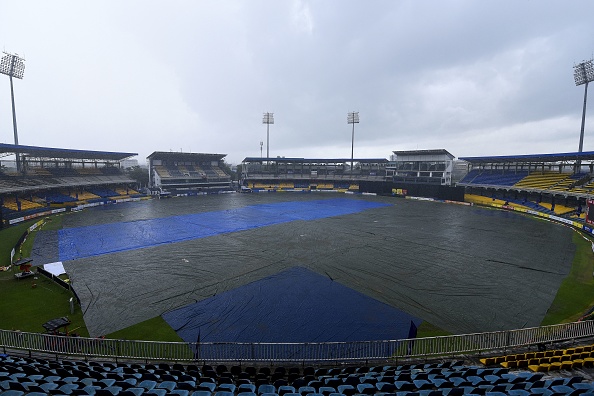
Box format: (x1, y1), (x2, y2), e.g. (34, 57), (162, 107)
(127, 166), (149, 189)
(220, 161), (238, 181)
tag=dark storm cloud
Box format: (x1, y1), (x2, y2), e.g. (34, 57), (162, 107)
(0, 0), (593, 164)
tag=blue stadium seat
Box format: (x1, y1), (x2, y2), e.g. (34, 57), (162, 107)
(214, 391), (235, 396)
(278, 385), (296, 395)
(238, 392), (258, 396)
(218, 384), (237, 393)
(145, 389), (168, 396)
(239, 384), (257, 393)
(258, 384), (277, 395)
(298, 386), (316, 395)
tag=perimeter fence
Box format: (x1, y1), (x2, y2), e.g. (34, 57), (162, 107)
(2, 321), (593, 364)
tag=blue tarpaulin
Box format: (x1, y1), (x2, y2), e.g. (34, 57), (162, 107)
(162, 266), (421, 346)
(58, 198), (389, 260)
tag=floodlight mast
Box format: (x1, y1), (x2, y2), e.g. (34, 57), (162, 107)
(347, 111), (359, 172)
(262, 112), (274, 160)
(0, 52), (26, 172)
(574, 59), (594, 159)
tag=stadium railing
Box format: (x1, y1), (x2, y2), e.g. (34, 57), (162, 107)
(1, 321), (593, 364)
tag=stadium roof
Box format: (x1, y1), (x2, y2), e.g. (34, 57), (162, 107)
(242, 157), (388, 163)
(0, 143), (136, 161)
(459, 151), (594, 164)
(392, 149), (454, 157)
(147, 151), (226, 161)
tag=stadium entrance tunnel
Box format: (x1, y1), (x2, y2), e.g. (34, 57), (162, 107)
(162, 266), (421, 359)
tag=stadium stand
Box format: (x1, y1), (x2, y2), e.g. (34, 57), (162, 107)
(459, 170), (530, 186)
(147, 152), (232, 195)
(114, 187), (140, 196)
(76, 167), (103, 175)
(3, 351), (594, 396)
(68, 191), (101, 201)
(457, 151), (594, 222)
(513, 171), (570, 190)
(1, 196), (44, 212)
(480, 344), (594, 373)
(0, 143), (139, 224)
(87, 188), (119, 198)
(241, 158), (388, 193)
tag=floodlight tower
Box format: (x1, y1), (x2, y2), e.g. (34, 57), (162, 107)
(262, 112), (274, 159)
(260, 141), (263, 159)
(574, 59), (594, 156)
(0, 52), (26, 172)
(347, 111), (359, 172)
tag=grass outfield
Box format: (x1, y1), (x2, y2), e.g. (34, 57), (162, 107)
(0, 208), (592, 341)
(0, 216), (88, 336)
(541, 231), (594, 325)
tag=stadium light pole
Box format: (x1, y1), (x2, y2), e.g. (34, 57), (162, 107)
(262, 112), (274, 160)
(574, 58), (594, 170)
(347, 111), (359, 172)
(0, 52), (26, 172)
(260, 141), (263, 159)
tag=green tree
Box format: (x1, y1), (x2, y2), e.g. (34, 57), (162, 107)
(220, 161), (238, 181)
(127, 166), (149, 189)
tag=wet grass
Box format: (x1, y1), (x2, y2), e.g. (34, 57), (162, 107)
(107, 316), (182, 342)
(0, 216), (88, 336)
(541, 231), (594, 325)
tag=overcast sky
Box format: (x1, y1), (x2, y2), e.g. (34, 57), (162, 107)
(1, 1), (593, 165)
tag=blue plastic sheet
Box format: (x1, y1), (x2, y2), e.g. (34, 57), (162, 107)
(162, 266), (421, 345)
(58, 198), (389, 261)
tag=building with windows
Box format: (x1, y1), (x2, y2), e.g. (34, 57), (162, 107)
(387, 149), (455, 186)
(147, 151), (232, 194)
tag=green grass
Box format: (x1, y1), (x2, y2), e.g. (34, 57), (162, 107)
(541, 232), (594, 325)
(107, 316), (183, 341)
(0, 215), (88, 336)
(416, 321), (451, 338)
(0, 220), (36, 265)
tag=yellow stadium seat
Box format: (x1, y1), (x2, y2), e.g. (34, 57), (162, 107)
(529, 363), (549, 372)
(548, 362), (562, 371)
(479, 357), (496, 366)
(516, 359), (529, 368)
(501, 360), (518, 369)
(582, 357), (594, 368)
(572, 359), (584, 369)
(561, 361), (573, 370)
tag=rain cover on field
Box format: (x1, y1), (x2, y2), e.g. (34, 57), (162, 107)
(162, 266), (421, 343)
(58, 198), (390, 260)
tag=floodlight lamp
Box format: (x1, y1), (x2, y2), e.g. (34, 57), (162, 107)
(586, 61), (594, 79)
(347, 111), (360, 124)
(262, 112), (274, 124)
(574, 59), (594, 86)
(0, 52), (25, 79)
